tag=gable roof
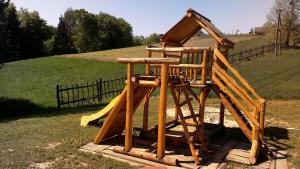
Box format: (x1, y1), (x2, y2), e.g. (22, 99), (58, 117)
(160, 9), (234, 48)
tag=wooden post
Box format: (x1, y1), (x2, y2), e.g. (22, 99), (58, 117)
(201, 50), (208, 85)
(125, 63), (134, 152)
(143, 50), (152, 131)
(250, 107), (260, 164)
(259, 99), (266, 141)
(275, 9), (282, 56)
(213, 43), (226, 127)
(56, 85), (60, 111)
(99, 78), (102, 101)
(157, 63), (169, 160)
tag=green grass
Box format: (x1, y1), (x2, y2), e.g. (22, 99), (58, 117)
(185, 34), (260, 49)
(0, 57), (144, 117)
(233, 48), (300, 99)
(0, 35), (299, 168)
(230, 35), (271, 52)
(59, 34), (263, 62)
(0, 111), (135, 169)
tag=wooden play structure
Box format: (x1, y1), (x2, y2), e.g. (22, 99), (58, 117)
(81, 9), (268, 167)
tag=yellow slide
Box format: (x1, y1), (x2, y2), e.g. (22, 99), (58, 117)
(80, 95), (122, 127)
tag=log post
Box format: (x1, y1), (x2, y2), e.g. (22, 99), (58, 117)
(259, 99), (266, 141)
(250, 107), (260, 164)
(143, 50), (152, 131)
(213, 43), (226, 128)
(157, 63), (169, 160)
(201, 50), (208, 85)
(125, 63), (134, 152)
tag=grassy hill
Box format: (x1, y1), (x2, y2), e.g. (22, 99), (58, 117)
(0, 57), (145, 117)
(0, 46), (299, 118)
(60, 34), (265, 62)
(0, 36), (300, 168)
(234, 48), (300, 99)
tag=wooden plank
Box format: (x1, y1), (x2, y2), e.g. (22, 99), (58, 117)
(102, 149), (163, 167)
(226, 153), (250, 164)
(205, 140), (237, 169)
(275, 150), (287, 169)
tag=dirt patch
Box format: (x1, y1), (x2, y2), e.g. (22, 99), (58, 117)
(30, 161), (54, 169)
(44, 142), (61, 150)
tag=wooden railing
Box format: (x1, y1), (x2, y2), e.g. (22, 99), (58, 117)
(145, 47), (210, 85)
(212, 48), (266, 163)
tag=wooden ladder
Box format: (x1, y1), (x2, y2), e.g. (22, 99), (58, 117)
(170, 78), (208, 165)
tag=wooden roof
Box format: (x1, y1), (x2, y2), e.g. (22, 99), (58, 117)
(160, 9), (234, 48)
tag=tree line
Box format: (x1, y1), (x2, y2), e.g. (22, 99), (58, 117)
(265, 0), (300, 46)
(0, 0), (160, 63)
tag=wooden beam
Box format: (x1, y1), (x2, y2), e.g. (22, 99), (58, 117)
(117, 58), (180, 64)
(157, 64), (169, 159)
(151, 64), (203, 69)
(125, 63), (134, 152)
(146, 47), (210, 52)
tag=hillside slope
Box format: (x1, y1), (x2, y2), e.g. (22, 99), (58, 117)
(0, 48), (299, 117)
(60, 35), (263, 62)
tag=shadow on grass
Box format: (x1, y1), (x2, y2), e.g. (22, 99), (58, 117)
(0, 97), (108, 122)
(225, 126), (291, 151)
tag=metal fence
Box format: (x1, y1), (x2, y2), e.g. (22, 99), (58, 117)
(56, 77), (126, 110)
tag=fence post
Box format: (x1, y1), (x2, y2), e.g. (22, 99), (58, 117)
(96, 79), (100, 102)
(56, 85), (60, 111)
(99, 78), (102, 101)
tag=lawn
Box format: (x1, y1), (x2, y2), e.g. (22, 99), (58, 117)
(59, 34), (262, 62)
(0, 42), (299, 168)
(0, 57), (144, 118)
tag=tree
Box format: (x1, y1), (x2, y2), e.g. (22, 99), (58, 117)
(132, 35), (144, 46)
(96, 12), (133, 50)
(267, 0), (300, 46)
(52, 16), (76, 54)
(18, 8), (54, 58)
(142, 33), (160, 45)
(0, 1), (21, 63)
(74, 9), (101, 52)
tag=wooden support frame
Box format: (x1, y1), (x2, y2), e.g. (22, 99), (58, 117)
(125, 63), (134, 152)
(157, 63), (169, 160)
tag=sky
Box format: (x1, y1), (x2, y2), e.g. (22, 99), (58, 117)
(11, 0), (275, 36)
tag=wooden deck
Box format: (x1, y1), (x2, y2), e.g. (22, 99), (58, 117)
(79, 131), (287, 169)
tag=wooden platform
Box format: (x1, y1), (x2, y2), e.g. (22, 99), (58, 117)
(79, 135), (287, 169)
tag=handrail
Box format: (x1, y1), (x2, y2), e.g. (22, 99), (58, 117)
(150, 63), (203, 68)
(146, 47), (210, 52)
(213, 48), (264, 101)
(213, 62), (260, 110)
(117, 58), (180, 64)
(212, 75), (259, 127)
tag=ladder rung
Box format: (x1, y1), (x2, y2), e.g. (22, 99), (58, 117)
(173, 83), (189, 88)
(178, 120), (198, 127)
(179, 97), (193, 107)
